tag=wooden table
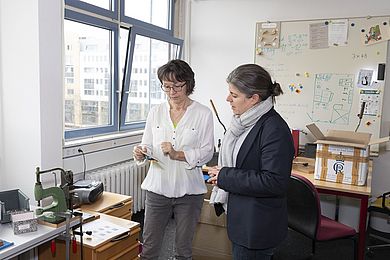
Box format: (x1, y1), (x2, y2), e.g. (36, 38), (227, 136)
(38, 212), (140, 260)
(79, 191), (133, 220)
(292, 166), (371, 260)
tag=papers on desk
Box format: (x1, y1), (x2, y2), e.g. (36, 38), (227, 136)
(0, 240), (14, 251)
(80, 219), (129, 247)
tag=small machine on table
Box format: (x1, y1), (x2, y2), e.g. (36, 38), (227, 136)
(34, 167), (103, 260)
(34, 167), (73, 224)
(34, 167), (103, 223)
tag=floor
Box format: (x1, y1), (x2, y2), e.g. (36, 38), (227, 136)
(132, 210), (390, 260)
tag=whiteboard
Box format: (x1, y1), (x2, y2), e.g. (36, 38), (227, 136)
(255, 16), (389, 152)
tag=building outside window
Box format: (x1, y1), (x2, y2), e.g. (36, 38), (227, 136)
(64, 0), (182, 139)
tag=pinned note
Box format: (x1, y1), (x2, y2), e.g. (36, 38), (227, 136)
(257, 22), (281, 49)
(357, 69), (373, 88)
(328, 19), (349, 46)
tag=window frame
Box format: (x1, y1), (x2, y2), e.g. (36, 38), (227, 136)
(65, 0), (118, 19)
(119, 0), (174, 36)
(64, 0), (181, 140)
(119, 26), (183, 131)
(64, 9), (119, 139)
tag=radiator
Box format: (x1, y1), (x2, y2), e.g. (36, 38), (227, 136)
(86, 160), (149, 213)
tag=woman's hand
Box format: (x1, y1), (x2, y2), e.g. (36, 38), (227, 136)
(208, 166), (221, 186)
(161, 142), (177, 160)
(133, 145), (146, 161)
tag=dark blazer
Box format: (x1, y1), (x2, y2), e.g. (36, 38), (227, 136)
(217, 108), (294, 249)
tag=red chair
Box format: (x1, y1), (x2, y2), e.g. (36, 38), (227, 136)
(287, 174), (357, 258)
(365, 191), (390, 257)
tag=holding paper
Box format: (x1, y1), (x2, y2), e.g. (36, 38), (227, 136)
(140, 149), (166, 168)
(132, 60), (214, 259)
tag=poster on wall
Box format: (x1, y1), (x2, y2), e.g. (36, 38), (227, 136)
(360, 19), (390, 45)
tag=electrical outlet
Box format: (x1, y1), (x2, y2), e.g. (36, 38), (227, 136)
(64, 147), (79, 157)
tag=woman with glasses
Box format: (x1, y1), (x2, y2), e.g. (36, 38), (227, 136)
(208, 64), (294, 260)
(133, 59), (214, 260)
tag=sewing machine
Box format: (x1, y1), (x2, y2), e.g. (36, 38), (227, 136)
(34, 167), (74, 224)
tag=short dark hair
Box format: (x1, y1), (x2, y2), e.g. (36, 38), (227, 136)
(226, 64), (283, 101)
(157, 59), (195, 95)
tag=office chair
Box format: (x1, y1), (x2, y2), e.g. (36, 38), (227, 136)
(287, 174), (357, 258)
(366, 191), (390, 257)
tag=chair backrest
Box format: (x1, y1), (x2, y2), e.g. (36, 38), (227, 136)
(287, 174), (321, 239)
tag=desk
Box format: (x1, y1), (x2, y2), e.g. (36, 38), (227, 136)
(79, 191), (133, 220)
(38, 212), (141, 260)
(293, 168), (371, 260)
(0, 218), (80, 260)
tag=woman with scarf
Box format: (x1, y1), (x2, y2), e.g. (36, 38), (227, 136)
(208, 64), (294, 260)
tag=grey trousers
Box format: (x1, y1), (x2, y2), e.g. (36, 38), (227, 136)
(140, 191), (204, 260)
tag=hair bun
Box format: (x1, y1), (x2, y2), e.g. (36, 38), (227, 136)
(272, 81), (283, 96)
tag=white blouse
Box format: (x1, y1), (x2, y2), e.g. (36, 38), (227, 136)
(139, 100), (214, 198)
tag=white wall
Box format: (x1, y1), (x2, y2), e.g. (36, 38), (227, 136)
(0, 1), (4, 190)
(38, 0), (64, 171)
(0, 0), (141, 205)
(0, 0), (63, 201)
(1, 0), (389, 230)
(189, 0), (390, 230)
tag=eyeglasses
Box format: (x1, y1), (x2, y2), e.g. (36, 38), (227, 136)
(160, 82), (186, 92)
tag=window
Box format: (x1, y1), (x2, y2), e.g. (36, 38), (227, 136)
(79, 0), (111, 10)
(124, 0), (170, 29)
(81, 100), (99, 125)
(65, 100), (74, 125)
(64, 0), (182, 139)
(121, 31), (181, 126)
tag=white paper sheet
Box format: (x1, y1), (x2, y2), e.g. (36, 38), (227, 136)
(328, 19), (348, 46)
(80, 219), (129, 247)
(309, 22), (329, 49)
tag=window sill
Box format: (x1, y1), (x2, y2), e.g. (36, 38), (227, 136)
(63, 130), (144, 159)
(64, 130), (143, 147)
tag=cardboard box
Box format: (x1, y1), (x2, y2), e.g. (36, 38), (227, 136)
(199, 199), (227, 227)
(192, 223), (232, 259)
(306, 123), (389, 186)
(192, 183), (231, 258)
(204, 183), (213, 200)
(201, 183), (227, 227)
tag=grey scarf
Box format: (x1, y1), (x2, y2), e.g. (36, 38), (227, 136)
(210, 96), (274, 212)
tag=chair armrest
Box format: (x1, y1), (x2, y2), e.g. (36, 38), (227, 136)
(381, 191), (390, 210)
